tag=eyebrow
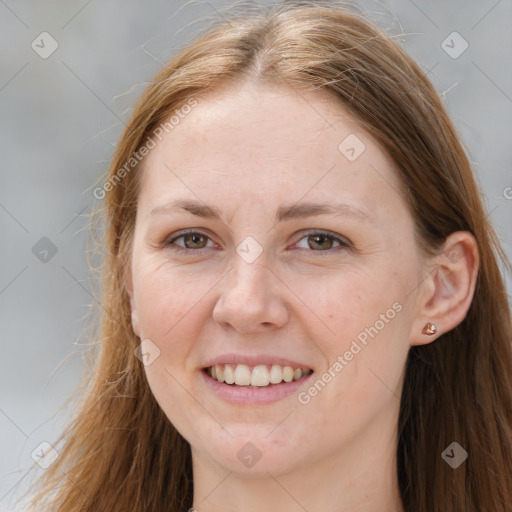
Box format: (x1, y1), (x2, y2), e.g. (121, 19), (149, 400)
(149, 199), (375, 224)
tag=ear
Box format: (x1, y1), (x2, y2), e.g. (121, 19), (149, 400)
(126, 268), (141, 338)
(410, 231), (479, 346)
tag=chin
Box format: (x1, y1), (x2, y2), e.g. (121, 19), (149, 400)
(195, 434), (308, 477)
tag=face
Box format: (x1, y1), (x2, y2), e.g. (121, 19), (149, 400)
(128, 82), (426, 477)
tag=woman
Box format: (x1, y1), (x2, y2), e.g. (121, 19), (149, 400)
(23, 1), (512, 511)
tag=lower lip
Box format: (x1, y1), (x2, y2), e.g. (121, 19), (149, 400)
(199, 369), (314, 405)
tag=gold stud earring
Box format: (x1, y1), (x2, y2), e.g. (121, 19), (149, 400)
(422, 322), (437, 335)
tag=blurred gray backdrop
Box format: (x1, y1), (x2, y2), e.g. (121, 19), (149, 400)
(1, 0), (511, 509)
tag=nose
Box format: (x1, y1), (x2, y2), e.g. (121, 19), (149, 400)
(212, 258), (289, 334)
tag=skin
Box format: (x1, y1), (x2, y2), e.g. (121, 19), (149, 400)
(127, 81), (479, 512)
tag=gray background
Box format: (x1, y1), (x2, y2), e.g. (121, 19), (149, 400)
(1, 0), (511, 509)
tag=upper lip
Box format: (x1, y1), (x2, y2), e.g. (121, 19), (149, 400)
(202, 354), (314, 370)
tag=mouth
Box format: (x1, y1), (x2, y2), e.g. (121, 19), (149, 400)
(203, 363), (314, 388)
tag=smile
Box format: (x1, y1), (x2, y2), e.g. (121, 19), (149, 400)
(204, 363), (313, 387)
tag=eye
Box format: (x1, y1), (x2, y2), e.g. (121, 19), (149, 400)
(165, 229), (352, 255)
(167, 230), (216, 252)
(294, 230), (352, 253)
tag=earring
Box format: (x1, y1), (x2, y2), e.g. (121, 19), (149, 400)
(422, 322), (437, 335)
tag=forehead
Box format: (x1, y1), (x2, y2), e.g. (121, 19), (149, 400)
(137, 83), (408, 225)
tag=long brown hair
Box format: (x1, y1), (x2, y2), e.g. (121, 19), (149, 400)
(21, 1), (512, 510)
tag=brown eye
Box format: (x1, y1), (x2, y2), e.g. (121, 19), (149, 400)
(295, 230), (351, 253)
(307, 234), (335, 250)
(182, 233), (209, 249)
(168, 231), (213, 251)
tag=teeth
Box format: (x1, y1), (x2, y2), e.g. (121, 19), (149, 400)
(215, 364), (224, 383)
(234, 364), (251, 386)
(282, 366), (294, 383)
(269, 364), (283, 384)
(207, 363), (312, 386)
(251, 365), (270, 386)
(224, 364), (235, 384)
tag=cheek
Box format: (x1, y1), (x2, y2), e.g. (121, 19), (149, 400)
(133, 261), (216, 436)
(292, 267), (408, 410)
(291, 266), (404, 352)
(135, 260), (201, 334)
(132, 258), (224, 366)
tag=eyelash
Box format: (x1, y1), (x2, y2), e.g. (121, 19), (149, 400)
(165, 229), (352, 256)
